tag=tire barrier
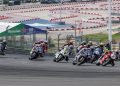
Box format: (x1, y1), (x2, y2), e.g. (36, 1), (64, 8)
(47, 27), (82, 31)
(88, 17), (120, 21)
(0, 15), (10, 20)
(50, 15), (78, 22)
(11, 18), (41, 23)
(73, 11), (101, 16)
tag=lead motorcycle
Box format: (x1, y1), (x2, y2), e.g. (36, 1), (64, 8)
(96, 51), (115, 66)
(29, 45), (44, 60)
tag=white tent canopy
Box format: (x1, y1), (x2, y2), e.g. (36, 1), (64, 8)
(0, 22), (20, 33)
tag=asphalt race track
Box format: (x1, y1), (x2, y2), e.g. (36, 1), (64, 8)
(0, 54), (120, 86)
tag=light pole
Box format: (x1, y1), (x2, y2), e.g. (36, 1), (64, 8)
(71, 21), (77, 53)
(108, 0), (112, 50)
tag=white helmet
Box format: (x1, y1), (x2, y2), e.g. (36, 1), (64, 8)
(3, 40), (6, 42)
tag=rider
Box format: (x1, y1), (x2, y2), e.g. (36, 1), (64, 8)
(88, 41), (95, 53)
(68, 41), (74, 56)
(44, 41), (48, 53)
(77, 41), (87, 53)
(115, 49), (120, 60)
(99, 50), (114, 65)
(31, 42), (41, 52)
(0, 40), (7, 55)
(31, 41), (44, 56)
(94, 43), (104, 57)
(86, 43), (93, 60)
(62, 42), (71, 61)
(41, 41), (48, 55)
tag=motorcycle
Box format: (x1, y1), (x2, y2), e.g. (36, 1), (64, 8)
(0, 43), (6, 55)
(29, 45), (44, 60)
(90, 47), (103, 63)
(73, 48), (93, 66)
(72, 53), (86, 65)
(53, 49), (69, 62)
(96, 51), (115, 66)
(115, 50), (120, 61)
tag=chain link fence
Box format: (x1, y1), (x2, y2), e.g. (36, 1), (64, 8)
(0, 34), (120, 55)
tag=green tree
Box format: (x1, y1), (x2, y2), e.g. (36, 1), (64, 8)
(48, 36), (55, 48)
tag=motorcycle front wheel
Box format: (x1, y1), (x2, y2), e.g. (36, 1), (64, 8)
(29, 52), (38, 60)
(102, 58), (111, 66)
(56, 54), (64, 62)
(77, 56), (86, 66)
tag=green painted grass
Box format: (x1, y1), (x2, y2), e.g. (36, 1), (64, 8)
(84, 33), (120, 42)
(113, 33), (120, 41)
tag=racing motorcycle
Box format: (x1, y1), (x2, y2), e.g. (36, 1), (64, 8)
(53, 49), (69, 62)
(29, 45), (44, 60)
(0, 43), (6, 55)
(73, 48), (92, 66)
(115, 50), (120, 61)
(96, 51), (115, 66)
(90, 47), (103, 63)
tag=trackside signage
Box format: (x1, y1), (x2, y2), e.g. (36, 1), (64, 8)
(8, 30), (21, 33)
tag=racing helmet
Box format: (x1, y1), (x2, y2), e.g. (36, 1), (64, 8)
(81, 41), (86, 45)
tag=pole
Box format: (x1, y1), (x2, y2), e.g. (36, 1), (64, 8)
(58, 34), (61, 50)
(2, 0), (3, 4)
(6, 25), (9, 41)
(29, 28), (33, 47)
(74, 21), (77, 53)
(1, 0), (4, 11)
(108, 0), (112, 50)
(75, 21), (77, 39)
(46, 27), (50, 41)
(117, 3), (119, 16)
(46, 32), (48, 41)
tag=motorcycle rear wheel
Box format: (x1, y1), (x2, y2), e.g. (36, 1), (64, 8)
(53, 58), (56, 62)
(90, 55), (99, 63)
(72, 60), (77, 65)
